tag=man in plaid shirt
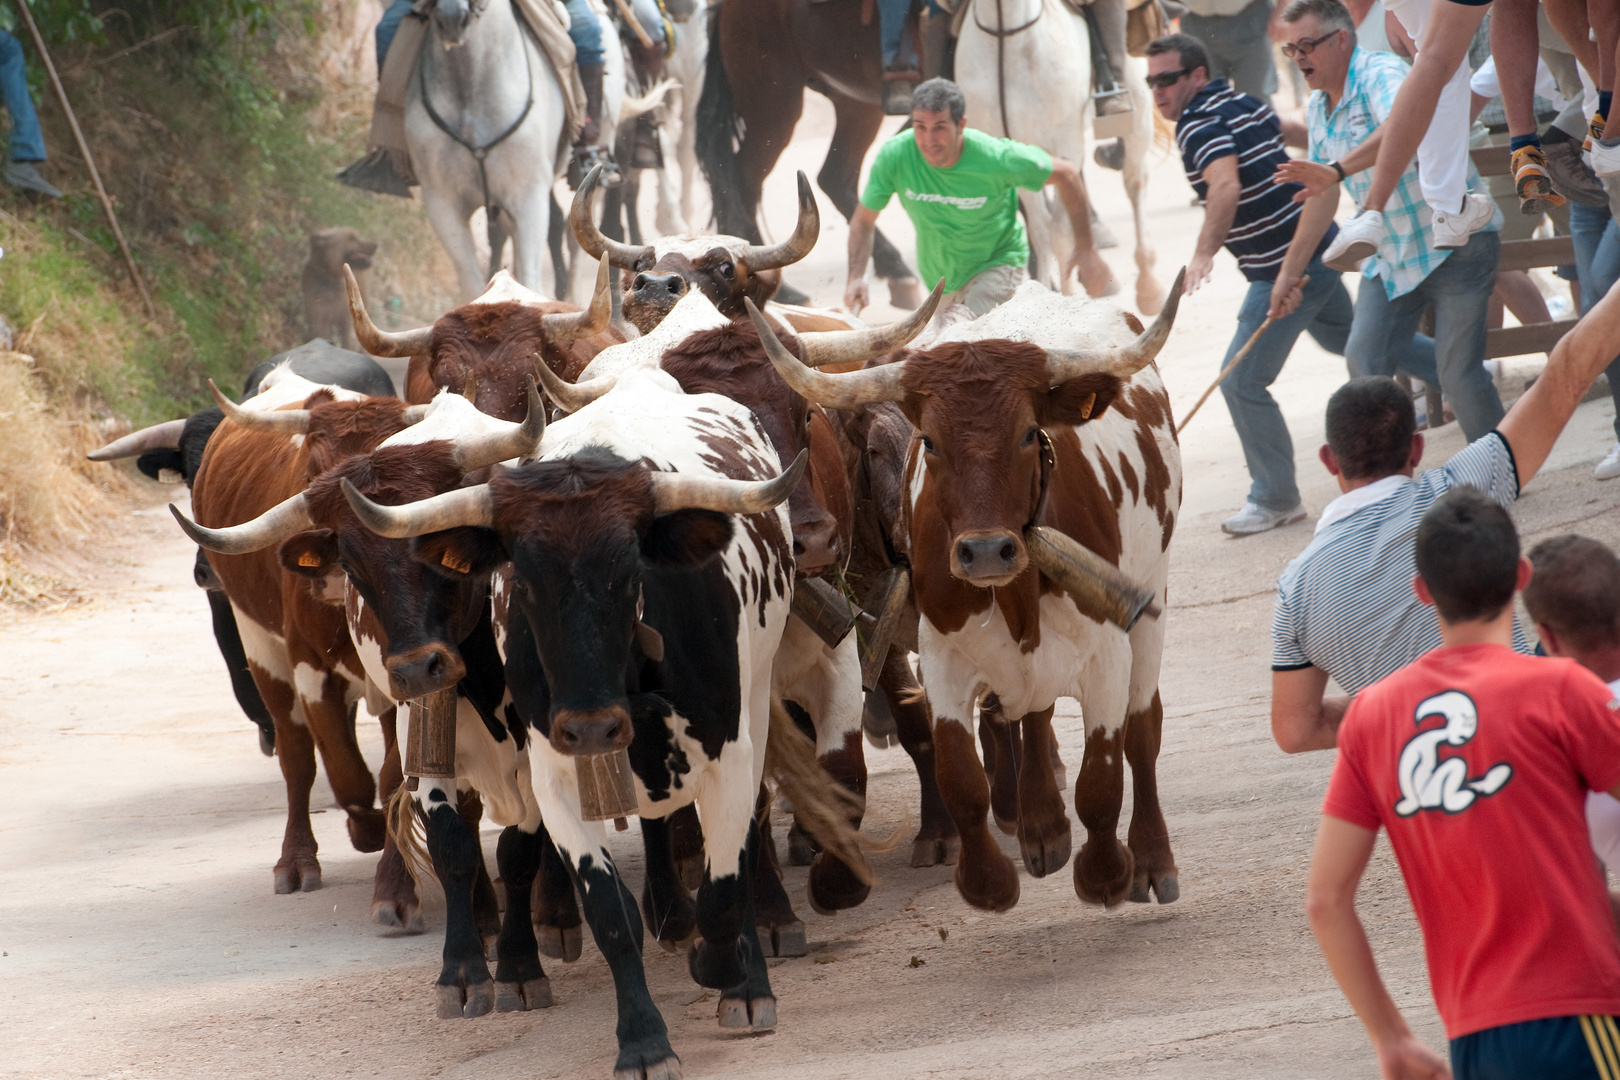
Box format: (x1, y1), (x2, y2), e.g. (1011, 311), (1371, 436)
(1274, 0), (1508, 444)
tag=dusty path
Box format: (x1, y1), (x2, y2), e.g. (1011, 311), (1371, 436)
(5, 92), (1620, 1080)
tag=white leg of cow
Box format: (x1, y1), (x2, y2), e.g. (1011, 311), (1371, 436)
(1121, 585), (1177, 902)
(1071, 631), (1135, 907)
(1120, 61), (1164, 316)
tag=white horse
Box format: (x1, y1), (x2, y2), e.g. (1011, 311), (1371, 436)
(652, 0), (711, 235)
(955, 0), (1165, 315)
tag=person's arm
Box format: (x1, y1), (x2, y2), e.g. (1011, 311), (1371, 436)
(845, 204), (880, 315)
(1189, 153), (1240, 294)
(1047, 156), (1117, 298)
(1497, 271), (1620, 487)
(1271, 667), (1351, 752)
(1278, 117), (1311, 150)
(1307, 816), (1454, 1080)
(1269, 187), (1338, 318)
(1274, 124), (1385, 200)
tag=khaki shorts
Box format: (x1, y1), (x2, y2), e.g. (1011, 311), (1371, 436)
(945, 264), (1028, 317)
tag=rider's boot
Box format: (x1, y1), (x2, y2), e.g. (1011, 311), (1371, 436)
(569, 62), (622, 190)
(1089, 0), (1132, 118)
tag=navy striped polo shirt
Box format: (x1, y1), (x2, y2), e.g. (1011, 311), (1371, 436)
(1176, 79), (1335, 282)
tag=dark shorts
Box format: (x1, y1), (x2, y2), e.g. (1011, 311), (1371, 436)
(1450, 1015), (1620, 1080)
(1445, 0), (1493, 7)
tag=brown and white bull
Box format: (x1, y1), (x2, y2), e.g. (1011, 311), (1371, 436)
(752, 274), (1185, 912)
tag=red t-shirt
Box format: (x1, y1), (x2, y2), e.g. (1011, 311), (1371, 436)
(1324, 643), (1620, 1039)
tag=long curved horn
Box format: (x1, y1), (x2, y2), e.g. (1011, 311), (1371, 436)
(341, 478), (495, 538)
(541, 257), (612, 342)
(1044, 267), (1186, 383)
(794, 280), (945, 368)
(648, 448), (808, 516)
(169, 493), (313, 555)
(739, 172), (820, 271)
(569, 164), (652, 269)
(346, 264), (434, 357)
(88, 419), (186, 461)
(532, 354), (616, 414)
(746, 299), (909, 410)
(452, 375), (545, 470)
(210, 380), (311, 434)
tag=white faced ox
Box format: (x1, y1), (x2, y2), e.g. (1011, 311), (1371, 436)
(343, 368), (804, 1078)
(758, 275), (1186, 914)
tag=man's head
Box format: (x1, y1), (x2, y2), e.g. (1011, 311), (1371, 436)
(911, 78), (968, 169)
(1279, 0), (1356, 94)
(1524, 535), (1620, 669)
(1414, 487), (1527, 626)
(1320, 377), (1421, 491)
(1145, 34), (1211, 121)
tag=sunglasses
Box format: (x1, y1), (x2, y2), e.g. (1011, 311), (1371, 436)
(1145, 67), (1192, 90)
(1281, 29), (1342, 58)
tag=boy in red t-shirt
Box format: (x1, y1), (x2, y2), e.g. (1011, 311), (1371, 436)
(1309, 488), (1620, 1080)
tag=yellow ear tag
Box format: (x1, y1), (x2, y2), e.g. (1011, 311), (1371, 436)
(441, 549), (472, 575)
(298, 551), (323, 568)
(1079, 392), (1097, 421)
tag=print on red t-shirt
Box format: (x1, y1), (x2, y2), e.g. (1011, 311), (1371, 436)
(1324, 643), (1620, 1039)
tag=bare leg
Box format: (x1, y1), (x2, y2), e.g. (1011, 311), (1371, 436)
(1491, 0), (1543, 139)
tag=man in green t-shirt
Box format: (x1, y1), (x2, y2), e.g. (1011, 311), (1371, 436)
(846, 78), (1115, 317)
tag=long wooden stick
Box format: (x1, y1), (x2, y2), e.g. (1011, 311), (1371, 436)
(1179, 275), (1309, 429)
(14, 0), (156, 319)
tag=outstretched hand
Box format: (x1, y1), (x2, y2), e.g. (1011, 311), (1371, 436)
(1274, 159), (1341, 202)
(1374, 1033), (1452, 1080)
(844, 276), (871, 317)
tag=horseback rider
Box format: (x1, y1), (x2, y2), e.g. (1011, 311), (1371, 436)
(845, 78), (1116, 316)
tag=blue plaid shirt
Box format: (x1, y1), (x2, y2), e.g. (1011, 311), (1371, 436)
(1307, 48), (1501, 300)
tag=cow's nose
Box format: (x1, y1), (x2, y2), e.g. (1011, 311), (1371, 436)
(632, 272), (686, 298)
(551, 706), (633, 756)
(952, 531), (1025, 584)
(792, 518), (841, 575)
(386, 643), (467, 700)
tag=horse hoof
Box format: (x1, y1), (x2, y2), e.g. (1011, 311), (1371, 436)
(537, 924), (583, 963)
(496, 977), (553, 1012)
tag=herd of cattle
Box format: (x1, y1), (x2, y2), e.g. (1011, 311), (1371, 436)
(90, 171), (1188, 1079)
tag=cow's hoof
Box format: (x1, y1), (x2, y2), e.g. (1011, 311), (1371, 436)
(273, 856), (321, 894)
(1147, 872), (1179, 904)
(675, 855), (704, 893)
(718, 994), (777, 1030)
(346, 808), (387, 853)
(495, 977), (553, 1012)
(954, 852), (1020, 913)
(435, 979), (494, 1019)
(910, 833), (963, 868)
(1019, 820), (1071, 879)
(786, 824), (815, 867)
(613, 1054), (682, 1080)
(992, 811), (1018, 837)
(370, 898), (424, 933)
(689, 937), (746, 990)
(757, 920), (807, 958)
(1074, 839), (1135, 908)
(807, 853), (871, 914)
(536, 923), (583, 963)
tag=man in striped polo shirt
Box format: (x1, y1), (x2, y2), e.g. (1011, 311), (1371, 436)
(1269, 273), (1620, 754)
(1149, 34), (1351, 537)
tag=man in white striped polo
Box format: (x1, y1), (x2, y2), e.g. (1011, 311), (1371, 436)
(1269, 277), (1620, 753)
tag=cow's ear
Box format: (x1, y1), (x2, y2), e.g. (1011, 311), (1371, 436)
(1041, 373), (1123, 427)
(642, 509), (733, 567)
(411, 528), (507, 580)
(279, 530), (341, 578)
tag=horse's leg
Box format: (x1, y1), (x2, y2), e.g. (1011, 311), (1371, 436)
(1021, 189), (1062, 292)
(1122, 77), (1164, 315)
(419, 183), (488, 302)
(823, 90), (920, 304)
(509, 185), (555, 300)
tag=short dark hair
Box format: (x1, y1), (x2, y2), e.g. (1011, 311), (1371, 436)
(1145, 34), (1211, 81)
(1415, 488), (1521, 624)
(1523, 535), (1620, 652)
(1325, 377), (1416, 480)
(1280, 0), (1357, 36)
(912, 78), (966, 123)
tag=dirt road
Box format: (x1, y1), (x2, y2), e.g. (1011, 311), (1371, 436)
(4, 93), (1619, 1080)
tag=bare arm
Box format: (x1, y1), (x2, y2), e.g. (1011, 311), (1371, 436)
(1269, 187), (1339, 318)
(845, 205), (880, 315)
(1048, 156), (1116, 297)
(1498, 271), (1620, 487)
(1307, 817), (1452, 1080)
(1274, 123), (1386, 201)
(1278, 117), (1311, 150)
(1189, 154), (1240, 294)
(1271, 666), (1350, 752)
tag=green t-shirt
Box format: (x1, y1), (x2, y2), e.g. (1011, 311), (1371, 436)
(859, 128), (1053, 292)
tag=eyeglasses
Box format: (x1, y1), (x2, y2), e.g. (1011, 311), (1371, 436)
(1281, 29), (1342, 58)
(1145, 68), (1192, 90)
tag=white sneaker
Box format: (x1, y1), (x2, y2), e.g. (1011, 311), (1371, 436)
(1596, 443), (1620, 480)
(1322, 211), (1383, 272)
(1431, 193), (1495, 249)
(1221, 501), (1307, 536)
(1591, 137), (1620, 178)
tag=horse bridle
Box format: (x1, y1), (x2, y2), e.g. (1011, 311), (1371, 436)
(973, 0), (1043, 141)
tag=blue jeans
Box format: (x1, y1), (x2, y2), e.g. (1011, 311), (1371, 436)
(1569, 201), (1620, 440)
(376, 0), (414, 71)
(0, 30), (46, 163)
(1344, 230), (1505, 443)
(880, 0), (944, 68)
(378, 0), (615, 68)
(1219, 259), (1351, 512)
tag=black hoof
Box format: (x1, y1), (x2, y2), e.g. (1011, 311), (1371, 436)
(1019, 824), (1072, 879)
(495, 977), (553, 1011)
(911, 834), (960, 868)
(1153, 874), (1180, 904)
(273, 856), (321, 894)
(536, 923), (583, 963)
(756, 920), (808, 958)
(435, 980), (494, 1019)
(786, 825), (816, 867)
(613, 1054), (683, 1080)
(718, 994), (777, 1030)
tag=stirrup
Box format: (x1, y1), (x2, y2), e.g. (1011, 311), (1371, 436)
(568, 145), (621, 191)
(1093, 85), (1134, 140)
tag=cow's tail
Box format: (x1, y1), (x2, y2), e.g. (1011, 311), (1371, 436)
(694, 2), (750, 237)
(386, 782), (433, 888)
(763, 700), (902, 886)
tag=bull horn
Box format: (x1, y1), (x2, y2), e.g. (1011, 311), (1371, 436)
(88, 418), (186, 461)
(1025, 525), (1162, 631)
(341, 478), (495, 539)
(169, 493), (313, 556)
(541, 257), (612, 342)
(746, 299), (909, 410)
(648, 448), (808, 516)
(346, 264), (434, 357)
(533, 354), (616, 414)
(1044, 267), (1185, 383)
(738, 172), (820, 271)
(795, 280), (944, 368)
(451, 375), (545, 470)
(209, 380), (310, 434)
(569, 164), (652, 269)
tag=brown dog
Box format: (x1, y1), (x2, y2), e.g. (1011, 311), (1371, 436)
(303, 227), (378, 350)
